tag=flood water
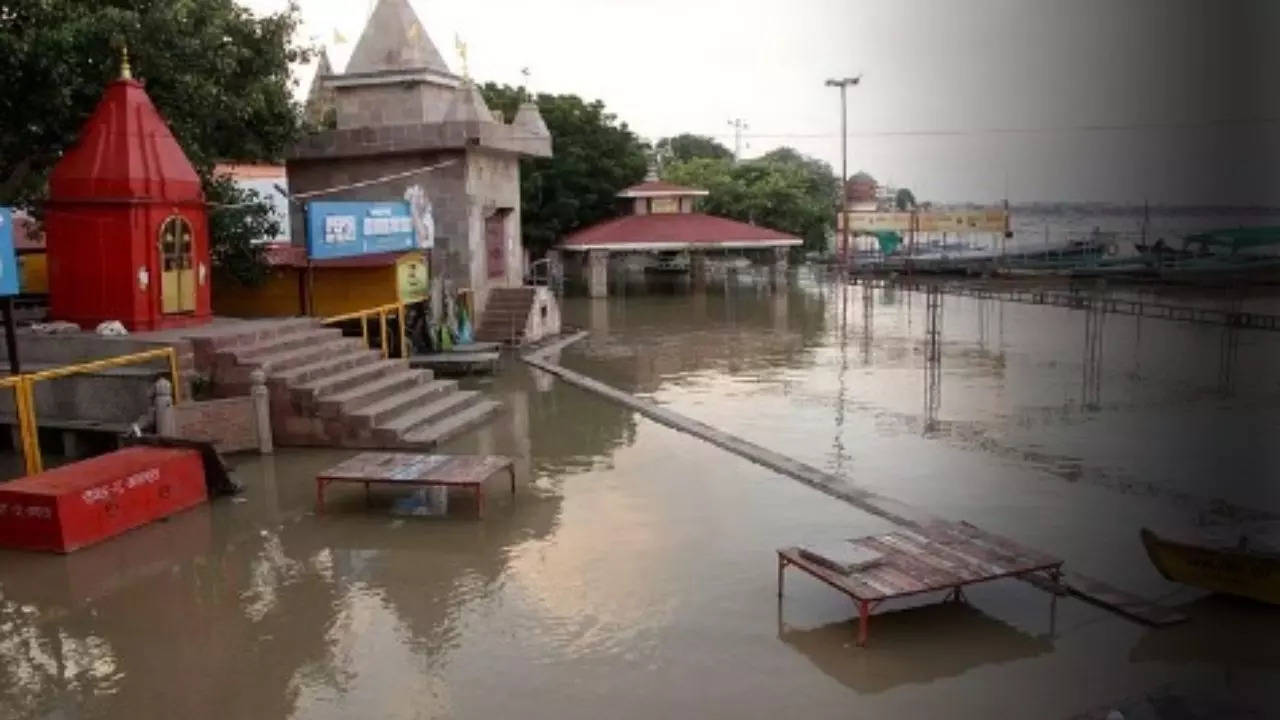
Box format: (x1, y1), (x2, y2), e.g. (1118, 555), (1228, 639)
(2, 271), (1279, 719)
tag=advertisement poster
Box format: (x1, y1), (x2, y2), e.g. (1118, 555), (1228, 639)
(305, 201), (418, 260)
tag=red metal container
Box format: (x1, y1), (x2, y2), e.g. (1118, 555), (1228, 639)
(0, 447), (207, 553)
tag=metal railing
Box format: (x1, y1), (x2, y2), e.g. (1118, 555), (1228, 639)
(5, 347), (182, 476)
(320, 302), (409, 359)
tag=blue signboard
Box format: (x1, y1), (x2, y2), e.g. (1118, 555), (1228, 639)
(0, 208), (19, 296)
(305, 201), (419, 260)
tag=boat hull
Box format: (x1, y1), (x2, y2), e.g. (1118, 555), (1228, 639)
(1141, 528), (1280, 605)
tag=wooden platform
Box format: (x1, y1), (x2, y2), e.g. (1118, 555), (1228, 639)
(780, 526), (1063, 647)
(316, 452), (515, 518)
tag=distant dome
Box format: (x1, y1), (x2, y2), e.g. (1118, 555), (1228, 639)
(846, 172), (877, 203)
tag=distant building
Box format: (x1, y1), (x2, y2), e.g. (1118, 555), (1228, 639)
(845, 171), (878, 212)
(559, 171), (800, 297)
(561, 174), (799, 253)
(284, 0), (552, 316)
(213, 163), (290, 243)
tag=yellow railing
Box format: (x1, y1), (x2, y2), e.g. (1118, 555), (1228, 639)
(320, 302), (409, 359)
(5, 347), (182, 476)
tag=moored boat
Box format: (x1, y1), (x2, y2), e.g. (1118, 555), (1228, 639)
(1141, 526), (1280, 605)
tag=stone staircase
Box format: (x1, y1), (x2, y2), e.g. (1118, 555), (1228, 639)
(189, 318), (500, 449)
(475, 287), (539, 345)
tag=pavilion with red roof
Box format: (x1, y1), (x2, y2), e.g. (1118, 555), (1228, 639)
(558, 174), (800, 296)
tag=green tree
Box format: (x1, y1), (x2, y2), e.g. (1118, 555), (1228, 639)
(0, 0), (312, 284)
(482, 83), (649, 256)
(895, 187), (917, 210)
(663, 147), (838, 252)
(654, 134), (733, 166)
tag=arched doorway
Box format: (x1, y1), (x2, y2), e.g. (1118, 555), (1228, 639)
(158, 216), (196, 314)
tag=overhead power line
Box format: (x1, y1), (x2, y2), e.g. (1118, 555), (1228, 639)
(692, 116), (1280, 141)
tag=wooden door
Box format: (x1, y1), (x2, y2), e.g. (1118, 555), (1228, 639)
(485, 210), (509, 280)
(158, 216), (196, 313)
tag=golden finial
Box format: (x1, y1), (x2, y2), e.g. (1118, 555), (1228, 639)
(120, 44), (133, 80)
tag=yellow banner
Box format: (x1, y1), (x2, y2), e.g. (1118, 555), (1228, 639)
(840, 210), (1008, 233)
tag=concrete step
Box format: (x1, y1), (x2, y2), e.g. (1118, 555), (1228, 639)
(372, 389), (484, 444)
(481, 311), (532, 322)
(291, 358), (412, 402)
(489, 288), (536, 299)
(205, 318), (319, 352)
(225, 327), (345, 364)
(347, 379), (459, 430)
(485, 298), (535, 308)
(251, 337), (367, 376)
(315, 368), (431, 418)
(271, 348), (381, 386)
(399, 399), (503, 447)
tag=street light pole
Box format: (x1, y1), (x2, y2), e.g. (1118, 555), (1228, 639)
(826, 75), (860, 274)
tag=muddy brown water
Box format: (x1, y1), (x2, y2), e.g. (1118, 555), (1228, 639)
(2, 271), (1278, 719)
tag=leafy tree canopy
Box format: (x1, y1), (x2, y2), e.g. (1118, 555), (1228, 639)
(895, 187), (918, 211)
(663, 147), (839, 252)
(654, 134), (733, 165)
(482, 83), (649, 256)
(0, 0), (312, 284)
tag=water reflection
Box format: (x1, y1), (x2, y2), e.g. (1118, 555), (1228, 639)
(778, 601), (1054, 695)
(558, 272), (1280, 518)
(0, 369), (578, 719)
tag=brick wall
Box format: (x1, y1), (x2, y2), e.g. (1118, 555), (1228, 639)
(171, 397), (260, 453)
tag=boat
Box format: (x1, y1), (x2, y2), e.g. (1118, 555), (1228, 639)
(1140, 525), (1280, 605)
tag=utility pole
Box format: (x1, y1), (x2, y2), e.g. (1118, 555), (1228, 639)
(825, 75), (860, 273)
(727, 118), (748, 160)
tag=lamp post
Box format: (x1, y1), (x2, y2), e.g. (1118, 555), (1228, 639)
(826, 76), (861, 273)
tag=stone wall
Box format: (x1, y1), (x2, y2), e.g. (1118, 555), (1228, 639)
(336, 82), (457, 128)
(155, 375), (272, 455)
(169, 397), (259, 453)
(466, 149), (523, 308)
(286, 145), (525, 317)
(287, 149), (471, 289)
(0, 333), (194, 425)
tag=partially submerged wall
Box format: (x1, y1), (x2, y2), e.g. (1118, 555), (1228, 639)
(0, 332), (193, 425)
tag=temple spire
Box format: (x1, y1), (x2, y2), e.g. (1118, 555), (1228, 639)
(120, 45), (133, 80)
(346, 0), (451, 75)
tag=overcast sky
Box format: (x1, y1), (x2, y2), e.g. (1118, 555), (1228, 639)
(244, 0), (1279, 205)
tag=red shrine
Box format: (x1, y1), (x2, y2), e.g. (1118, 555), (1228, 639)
(45, 52), (212, 331)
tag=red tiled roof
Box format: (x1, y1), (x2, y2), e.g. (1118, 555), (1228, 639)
(214, 163), (286, 180)
(560, 213), (801, 251)
(264, 243), (307, 267)
(617, 181), (709, 197)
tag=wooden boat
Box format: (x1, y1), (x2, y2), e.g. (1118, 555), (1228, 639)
(1141, 526), (1280, 605)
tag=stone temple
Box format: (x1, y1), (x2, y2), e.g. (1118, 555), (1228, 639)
(288, 0), (552, 317)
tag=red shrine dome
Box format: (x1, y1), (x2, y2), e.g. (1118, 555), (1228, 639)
(45, 53), (212, 331)
(49, 75), (203, 203)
